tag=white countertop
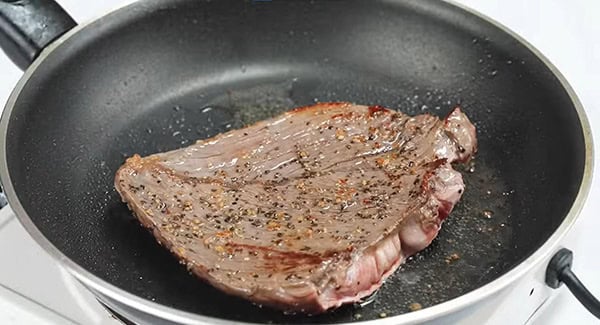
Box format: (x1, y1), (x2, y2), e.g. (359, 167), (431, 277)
(0, 1), (598, 324)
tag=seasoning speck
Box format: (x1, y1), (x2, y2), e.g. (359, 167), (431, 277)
(445, 253), (460, 264)
(409, 302), (422, 311)
(378, 312), (388, 318)
(482, 210), (494, 219)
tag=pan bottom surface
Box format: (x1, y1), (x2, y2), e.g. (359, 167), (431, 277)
(94, 74), (515, 323)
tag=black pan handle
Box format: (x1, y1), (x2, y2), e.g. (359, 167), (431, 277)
(0, 0), (75, 70)
(546, 248), (600, 319)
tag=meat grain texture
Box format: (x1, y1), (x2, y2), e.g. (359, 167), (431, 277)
(115, 102), (477, 314)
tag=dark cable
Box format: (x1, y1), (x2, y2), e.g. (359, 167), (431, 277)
(559, 267), (600, 319)
(0, 188), (6, 208)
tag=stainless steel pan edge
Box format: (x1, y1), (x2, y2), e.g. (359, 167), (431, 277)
(0, 0), (593, 324)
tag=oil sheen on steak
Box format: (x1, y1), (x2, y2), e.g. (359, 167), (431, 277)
(115, 102), (477, 314)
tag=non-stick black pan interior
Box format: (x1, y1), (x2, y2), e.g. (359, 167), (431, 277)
(4, 0), (586, 323)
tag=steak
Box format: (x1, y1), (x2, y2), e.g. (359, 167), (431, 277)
(115, 102), (477, 314)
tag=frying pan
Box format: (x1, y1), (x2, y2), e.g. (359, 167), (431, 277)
(0, 0), (596, 324)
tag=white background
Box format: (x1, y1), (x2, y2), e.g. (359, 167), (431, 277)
(0, 1), (598, 324)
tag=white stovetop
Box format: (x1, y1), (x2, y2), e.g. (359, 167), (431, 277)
(0, 1), (599, 324)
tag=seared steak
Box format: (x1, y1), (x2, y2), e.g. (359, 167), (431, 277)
(115, 102), (477, 313)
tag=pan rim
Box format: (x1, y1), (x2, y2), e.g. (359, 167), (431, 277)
(0, 0), (594, 324)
